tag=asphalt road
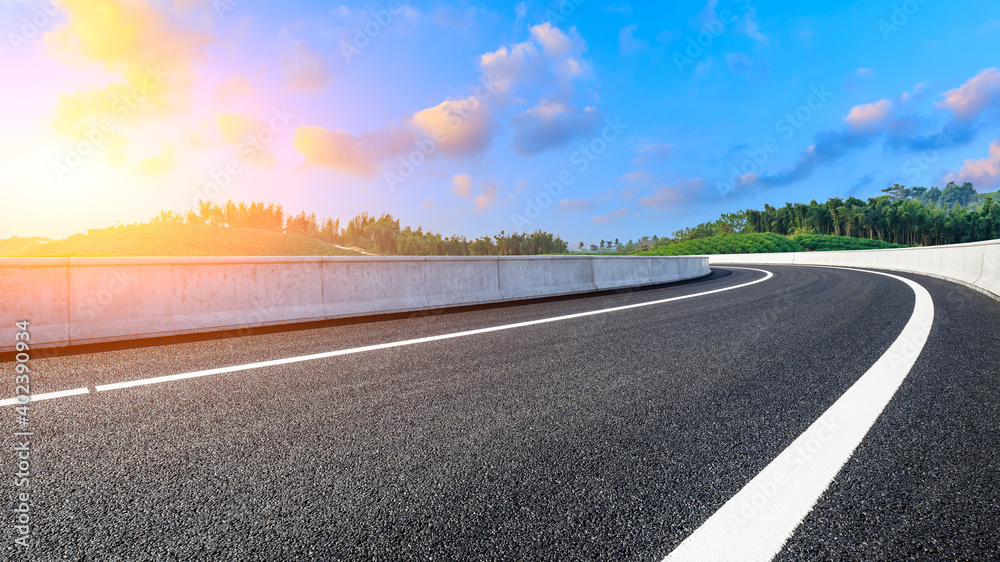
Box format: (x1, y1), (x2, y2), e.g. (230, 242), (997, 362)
(2, 265), (998, 560)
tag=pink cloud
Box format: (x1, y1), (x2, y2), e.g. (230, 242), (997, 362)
(452, 173), (473, 197)
(944, 138), (1000, 189)
(293, 126), (377, 176)
(637, 178), (706, 208)
(937, 67), (1000, 121)
(845, 99), (893, 128)
(474, 179), (500, 210)
(591, 207), (629, 224)
(410, 97), (497, 156)
(559, 198), (591, 211)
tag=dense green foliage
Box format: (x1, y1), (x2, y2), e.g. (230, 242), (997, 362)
(793, 234), (906, 251)
(150, 201), (568, 256)
(637, 233), (801, 255)
(627, 182), (998, 256)
(740, 184), (1000, 246)
(636, 233), (906, 256)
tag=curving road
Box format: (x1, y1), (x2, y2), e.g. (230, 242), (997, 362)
(2, 265), (998, 560)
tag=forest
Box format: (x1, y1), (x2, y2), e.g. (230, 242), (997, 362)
(148, 200), (569, 256)
(641, 182), (999, 253)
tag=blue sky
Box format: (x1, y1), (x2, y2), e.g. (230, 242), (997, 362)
(2, 0), (999, 244)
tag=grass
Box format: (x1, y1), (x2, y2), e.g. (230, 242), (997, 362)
(635, 232), (906, 256)
(0, 223), (363, 257)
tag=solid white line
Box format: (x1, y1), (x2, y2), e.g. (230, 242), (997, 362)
(95, 268), (773, 393)
(662, 268), (934, 562)
(0, 387), (90, 407)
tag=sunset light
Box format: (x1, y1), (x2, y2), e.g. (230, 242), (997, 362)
(2, 1), (1000, 559)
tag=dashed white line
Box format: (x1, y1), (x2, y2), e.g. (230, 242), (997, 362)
(92, 268), (772, 393)
(663, 267), (934, 562)
(0, 387), (90, 407)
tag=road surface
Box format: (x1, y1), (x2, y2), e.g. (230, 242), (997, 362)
(2, 265), (998, 560)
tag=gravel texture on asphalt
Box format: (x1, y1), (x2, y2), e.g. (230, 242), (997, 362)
(3, 266), (992, 560)
(775, 272), (1000, 561)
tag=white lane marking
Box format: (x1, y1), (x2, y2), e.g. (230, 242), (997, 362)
(663, 268), (934, 562)
(95, 268), (773, 393)
(0, 387), (90, 407)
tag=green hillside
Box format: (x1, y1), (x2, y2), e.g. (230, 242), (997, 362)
(792, 234), (906, 251)
(0, 223), (363, 257)
(636, 233), (906, 256)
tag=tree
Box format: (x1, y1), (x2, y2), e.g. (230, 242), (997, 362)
(622, 181), (1000, 252)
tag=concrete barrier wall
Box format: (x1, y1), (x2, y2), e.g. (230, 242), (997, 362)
(707, 239), (1000, 301)
(0, 255), (709, 352)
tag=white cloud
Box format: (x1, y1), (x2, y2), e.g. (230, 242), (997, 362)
(478, 22), (592, 99)
(280, 41), (333, 93)
(619, 25), (646, 55)
(530, 22), (574, 58)
(900, 82), (926, 104)
(510, 100), (601, 156)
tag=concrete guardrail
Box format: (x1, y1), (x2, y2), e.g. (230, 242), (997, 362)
(707, 238), (1000, 301)
(0, 255), (710, 353)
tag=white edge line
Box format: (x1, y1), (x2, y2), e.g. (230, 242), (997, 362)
(94, 267), (773, 393)
(662, 267), (934, 562)
(0, 387), (90, 407)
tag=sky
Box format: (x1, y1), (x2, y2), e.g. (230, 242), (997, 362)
(1, 0), (999, 246)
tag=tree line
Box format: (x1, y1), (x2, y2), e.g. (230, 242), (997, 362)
(647, 181), (998, 249)
(149, 201), (568, 256)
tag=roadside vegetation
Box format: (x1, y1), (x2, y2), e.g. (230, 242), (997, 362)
(0, 223), (363, 257)
(635, 233), (905, 256)
(618, 182), (998, 255)
(2, 200), (568, 257)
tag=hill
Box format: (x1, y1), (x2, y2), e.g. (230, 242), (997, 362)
(635, 233), (906, 256)
(0, 223), (363, 257)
